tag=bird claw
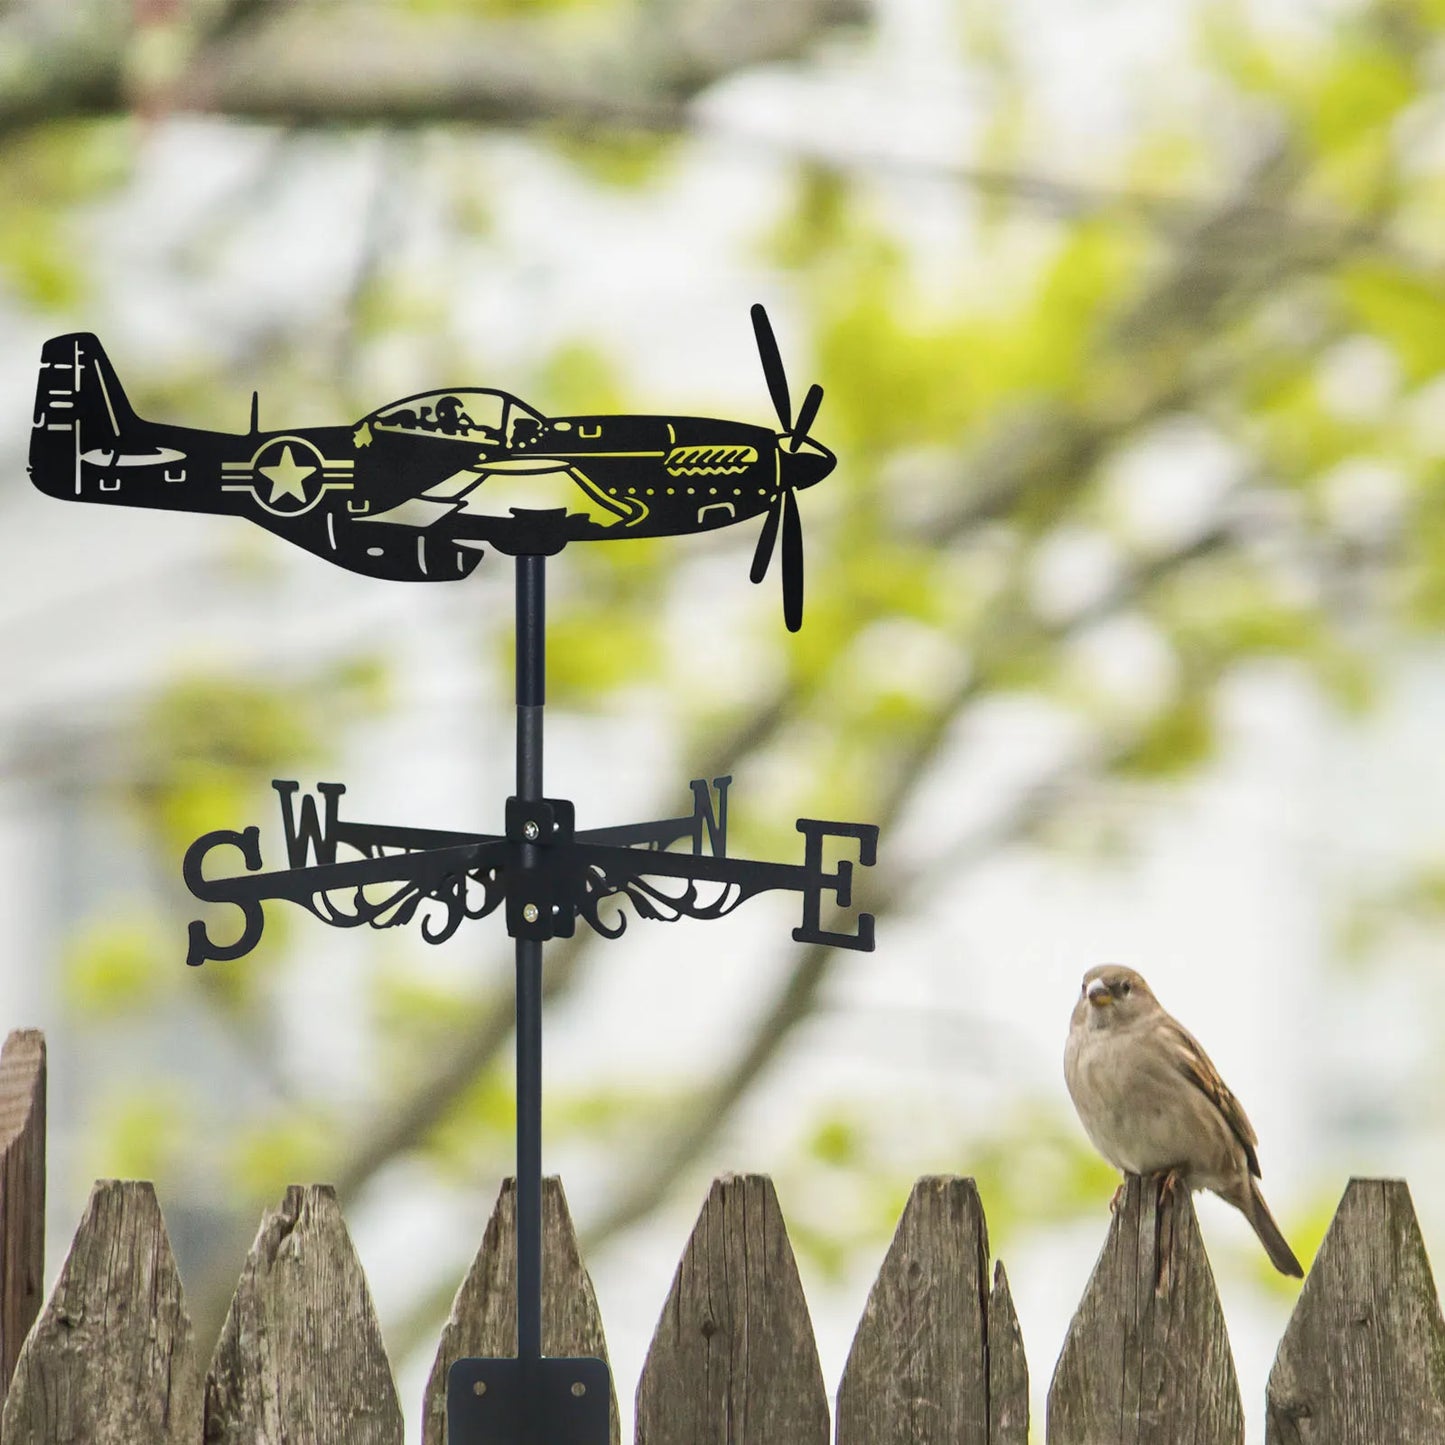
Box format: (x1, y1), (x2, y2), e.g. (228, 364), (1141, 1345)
(1153, 1169), (1182, 1294)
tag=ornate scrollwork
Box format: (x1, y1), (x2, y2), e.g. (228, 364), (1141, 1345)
(301, 846), (505, 945)
(575, 861), (749, 939)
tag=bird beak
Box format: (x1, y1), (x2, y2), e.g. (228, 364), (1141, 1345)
(1086, 979), (1112, 1007)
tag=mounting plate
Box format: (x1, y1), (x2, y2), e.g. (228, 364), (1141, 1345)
(446, 1356), (612, 1445)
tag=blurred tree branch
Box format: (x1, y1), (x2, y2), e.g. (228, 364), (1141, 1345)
(0, 0), (868, 135)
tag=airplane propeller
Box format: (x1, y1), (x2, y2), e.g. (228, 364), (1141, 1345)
(749, 303), (825, 633)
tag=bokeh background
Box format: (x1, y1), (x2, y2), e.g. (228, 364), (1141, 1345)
(4, 0), (1445, 1438)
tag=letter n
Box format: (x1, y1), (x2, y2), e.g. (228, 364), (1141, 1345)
(688, 775), (731, 857)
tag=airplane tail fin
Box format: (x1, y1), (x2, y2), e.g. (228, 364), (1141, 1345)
(29, 333), (141, 500)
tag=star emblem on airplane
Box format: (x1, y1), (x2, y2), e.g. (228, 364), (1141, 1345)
(210, 433), (354, 516)
(258, 443), (316, 505)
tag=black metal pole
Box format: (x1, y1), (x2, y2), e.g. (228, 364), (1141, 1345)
(515, 555), (545, 1366)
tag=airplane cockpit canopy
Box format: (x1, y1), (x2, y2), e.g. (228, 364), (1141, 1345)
(366, 389), (541, 445)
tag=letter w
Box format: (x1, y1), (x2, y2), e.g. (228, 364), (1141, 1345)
(273, 781), (346, 867)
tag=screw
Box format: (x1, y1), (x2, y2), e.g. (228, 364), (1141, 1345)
(473, 1381), (487, 1397)
(522, 904), (539, 923)
(522, 820), (540, 841)
(571, 1382), (586, 1398)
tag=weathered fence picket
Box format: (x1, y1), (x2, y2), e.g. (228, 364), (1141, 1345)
(421, 1175), (619, 1445)
(988, 1262), (1030, 1442)
(1, 1029), (1443, 1444)
(205, 1183), (403, 1444)
(0, 1031), (43, 1398)
(1048, 1173), (1243, 1444)
(835, 1174), (1026, 1445)
(1266, 1177), (1445, 1444)
(635, 1172), (829, 1445)
(0, 1180), (202, 1445)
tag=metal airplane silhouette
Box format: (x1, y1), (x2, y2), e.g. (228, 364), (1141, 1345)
(28, 306), (830, 629)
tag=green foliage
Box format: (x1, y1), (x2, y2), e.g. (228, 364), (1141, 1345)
(50, 656), (392, 1031)
(763, 165), (861, 274)
(544, 609), (664, 699)
(956, 1101), (1126, 1241)
(0, 121), (131, 307)
(548, 129), (679, 189)
(535, 341), (629, 416)
(1140, 552), (1377, 726)
(776, 1095), (1124, 1283)
(1242, 362), (1379, 483)
(1336, 856), (1445, 963)
(1114, 685), (1216, 779)
(807, 1111), (862, 1168)
(374, 968), (495, 1079)
(86, 1085), (192, 1183)
(1201, 3), (1417, 154)
(125, 658), (388, 866)
(1202, 1), (1425, 211)
(534, 551), (668, 704)
(775, 183), (1151, 462)
(62, 913), (171, 1016)
(1306, 37), (1414, 157)
(404, 0), (607, 15)
(352, 276), (453, 356)
(1403, 471), (1445, 626)
(423, 1063), (684, 1181)
(1340, 262), (1445, 386)
(228, 1111), (342, 1198)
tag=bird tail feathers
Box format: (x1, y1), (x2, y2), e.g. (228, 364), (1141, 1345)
(1243, 1178), (1304, 1278)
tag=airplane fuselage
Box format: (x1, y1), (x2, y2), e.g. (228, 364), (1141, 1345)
(29, 335), (834, 584)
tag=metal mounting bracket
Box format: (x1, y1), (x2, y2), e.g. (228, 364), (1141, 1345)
(446, 1356), (612, 1445)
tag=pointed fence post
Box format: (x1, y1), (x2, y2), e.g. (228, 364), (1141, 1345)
(0, 1028), (44, 1404)
(0, 1179), (202, 1445)
(635, 1173), (829, 1445)
(204, 1183), (402, 1444)
(421, 1175), (619, 1445)
(1267, 1177), (1445, 1443)
(835, 1175), (1027, 1444)
(1047, 1174), (1243, 1444)
(989, 1259), (1030, 1442)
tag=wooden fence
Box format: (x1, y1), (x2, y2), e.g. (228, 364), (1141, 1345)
(0, 1028), (1442, 1442)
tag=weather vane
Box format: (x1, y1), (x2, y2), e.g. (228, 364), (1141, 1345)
(29, 305), (877, 1445)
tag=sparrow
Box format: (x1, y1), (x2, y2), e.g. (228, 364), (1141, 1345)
(1064, 963), (1303, 1277)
